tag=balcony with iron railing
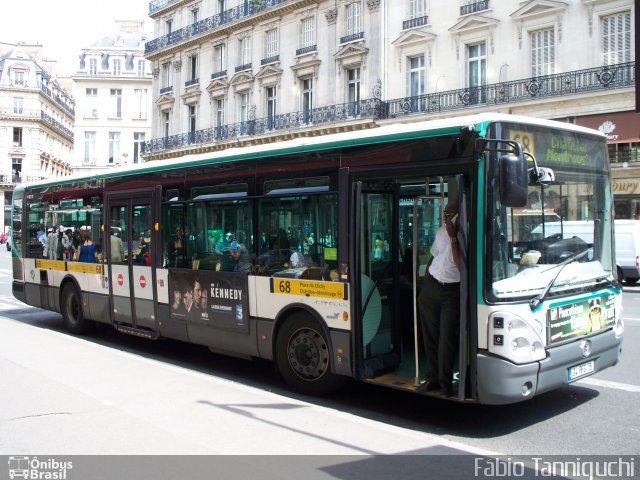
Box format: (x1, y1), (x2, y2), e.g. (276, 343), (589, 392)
(461, 0), (490, 16)
(403, 15), (428, 30)
(0, 174), (47, 184)
(385, 62), (635, 117)
(143, 61), (635, 156)
(40, 85), (75, 117)
(145, 0), (290, 55)
(261, 55), (280, 65)
(235, 63), (252, 73)
(340, 32), (364, 44)
(296, 45), (316, 56)
(149, 0), (173, 14)
(143, 98), (383, 154)
(40, 112), (74, 139)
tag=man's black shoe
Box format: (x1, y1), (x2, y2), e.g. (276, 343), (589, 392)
(417, 381), (440, 393)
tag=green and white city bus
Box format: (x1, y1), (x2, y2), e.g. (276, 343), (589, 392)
(10, 113), (624, 404)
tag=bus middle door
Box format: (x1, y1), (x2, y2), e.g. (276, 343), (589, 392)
(106, 194), (157, 335)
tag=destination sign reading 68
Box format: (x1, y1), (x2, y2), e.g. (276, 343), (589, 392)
(270, 278), (347, 300)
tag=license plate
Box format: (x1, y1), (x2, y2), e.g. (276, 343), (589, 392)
(568, 360), (595, 381)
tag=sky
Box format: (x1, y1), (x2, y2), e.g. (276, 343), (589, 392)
(0, 0), (150, 76)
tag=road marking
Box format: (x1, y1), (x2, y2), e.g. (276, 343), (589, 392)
(578, 377), (640, 393)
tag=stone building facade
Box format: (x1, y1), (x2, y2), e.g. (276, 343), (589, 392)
(143, 0), (636, 214)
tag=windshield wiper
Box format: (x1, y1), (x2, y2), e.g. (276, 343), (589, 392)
(529, 249), (590, 311)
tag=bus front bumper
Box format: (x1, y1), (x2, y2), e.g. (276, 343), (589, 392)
(477, 329), (623, 405)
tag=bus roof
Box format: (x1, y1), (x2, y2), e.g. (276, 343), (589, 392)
(16, 112), (605, 192)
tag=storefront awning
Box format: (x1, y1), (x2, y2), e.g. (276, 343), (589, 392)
(573, 111), (640, 143)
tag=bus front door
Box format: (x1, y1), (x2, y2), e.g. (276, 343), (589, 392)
(106, 195), (157, 334)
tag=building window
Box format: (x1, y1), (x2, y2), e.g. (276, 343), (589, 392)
(191, 7), (199, 23)
(162, 63), (172, 89)
(163, 112), (170, 138)
(217, 0), (227, 14)
(466, 42), (487, 104)
(86, 88), (98, 118)
(239, 93), (250, 123)
(110, 89), (122, 118)
(109, 132), (121, 164)
(301, 78), (313, 124)
(264, 29), (279, 61)
(137, 59), (146, 76)
(89, 58), (97, 75)
(531, 28), (554, 77)
(346, 2), (362, 37)
(14, 71), (25, 85)
(215, 99), (225, 127)
(213, 44), (226, 75)
(409, 0), (426, 19)
(409, 55), (425, 97)
(13, 127), (23, 147)
(300, 17), (315, 50)
(13, 97), (24, 114)
(266, 87), (276, 129)
(214, 98), (225, 139)
(239, 36), (251, 67)
(133, 89), (147, 119)
(188, 53), (198, 82)
(84, 131), (96, 165)
(165, 19), (173, 35)
(113, 59), (121, 76)
(12, 158), (22, 182)
(188, 105), (197, 136)
(347, 67), (360, 116)
(133, 132), (145, 163)
(602, 11), (631, 65)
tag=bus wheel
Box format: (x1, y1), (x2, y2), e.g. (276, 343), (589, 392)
(617, 267), (624, 283)
(275, 313), (345, 396)
(61, 284), (88, 334)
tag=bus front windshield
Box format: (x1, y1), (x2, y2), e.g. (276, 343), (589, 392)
(487, 123), (615, 303)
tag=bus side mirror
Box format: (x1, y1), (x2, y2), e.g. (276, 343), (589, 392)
(499, 152), (528, 207)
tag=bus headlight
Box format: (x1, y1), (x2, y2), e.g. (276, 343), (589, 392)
(489, 312), (546, 364)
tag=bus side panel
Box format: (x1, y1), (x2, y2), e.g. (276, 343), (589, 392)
(157, 304), (189, 342)
(253, 277), (351, 332)
(186, 317), (260, 357)
(87, 291), (111, 324)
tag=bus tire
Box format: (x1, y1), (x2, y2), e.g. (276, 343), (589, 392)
(61, 284), (88, 334)
(275, 313), (345, 396)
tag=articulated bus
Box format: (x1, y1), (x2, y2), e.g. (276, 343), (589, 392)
(10, 113), (624, 404)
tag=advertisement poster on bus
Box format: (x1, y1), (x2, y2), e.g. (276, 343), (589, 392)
(547, 293), (616, 344)
(169, 270), (249, 333)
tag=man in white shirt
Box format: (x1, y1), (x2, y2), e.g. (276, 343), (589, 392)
(417, 200), (460, 397)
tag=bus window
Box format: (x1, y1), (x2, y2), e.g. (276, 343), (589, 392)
(257, 194), (337, 277)
(184, 199), (253, 272)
